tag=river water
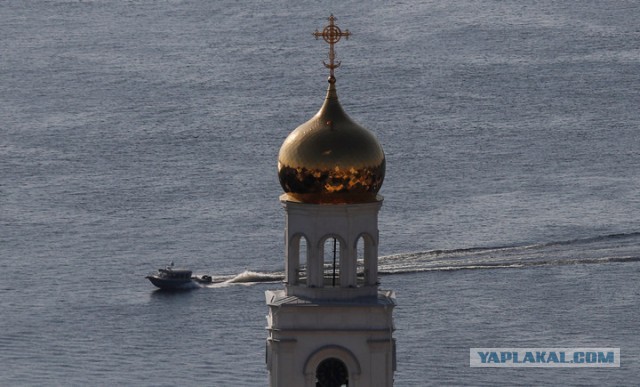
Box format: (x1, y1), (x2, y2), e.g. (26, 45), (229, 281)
(1, 0), (639, 385)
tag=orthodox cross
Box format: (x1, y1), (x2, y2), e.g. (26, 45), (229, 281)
(313, 14), (351, 80)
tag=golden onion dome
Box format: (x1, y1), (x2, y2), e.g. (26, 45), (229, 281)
(278, 78), (385, 204)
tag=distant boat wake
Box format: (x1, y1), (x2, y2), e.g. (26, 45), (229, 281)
(201, 232), (640, 287)
(379, 231), (640, 274)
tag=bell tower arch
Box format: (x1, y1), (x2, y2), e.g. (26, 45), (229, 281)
(304, 346), (362, 386)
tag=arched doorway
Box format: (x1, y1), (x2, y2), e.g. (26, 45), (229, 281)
(316, 357), (348, 387)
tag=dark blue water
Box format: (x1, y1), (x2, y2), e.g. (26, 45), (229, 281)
(2, 0), (639, 385)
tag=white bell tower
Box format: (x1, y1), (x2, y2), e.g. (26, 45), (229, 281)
(266, 15), (395, 387)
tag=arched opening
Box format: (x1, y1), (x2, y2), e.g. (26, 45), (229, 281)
(298, 236), (308, 285)
(356, 237), (365, 287)
(315, 357), (348, 387)
(322, 237), (341, 287)
(355, 233), (377, 286)
(305, 346), (360, 387)
(288, 234), (309, 286)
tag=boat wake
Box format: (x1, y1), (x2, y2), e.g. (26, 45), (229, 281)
(200, 270), (284, 288)
(379, 254), (640, 274)
(199, 232), (640, 288)
(379, 232), (640, 274)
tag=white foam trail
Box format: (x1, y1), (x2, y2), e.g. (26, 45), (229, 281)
(200, 270), (284, 288)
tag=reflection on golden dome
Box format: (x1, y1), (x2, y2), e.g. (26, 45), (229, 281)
(278, 79), (385, 204)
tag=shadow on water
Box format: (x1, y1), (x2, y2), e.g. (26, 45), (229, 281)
(149, 287), (199, 300)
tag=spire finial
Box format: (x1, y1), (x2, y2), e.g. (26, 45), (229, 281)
(313, 14), (351, 82)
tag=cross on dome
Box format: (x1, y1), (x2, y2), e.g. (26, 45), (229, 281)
(313, 14), (351, 81)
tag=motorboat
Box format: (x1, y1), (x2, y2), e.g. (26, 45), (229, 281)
(146, 263), (195, 290)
